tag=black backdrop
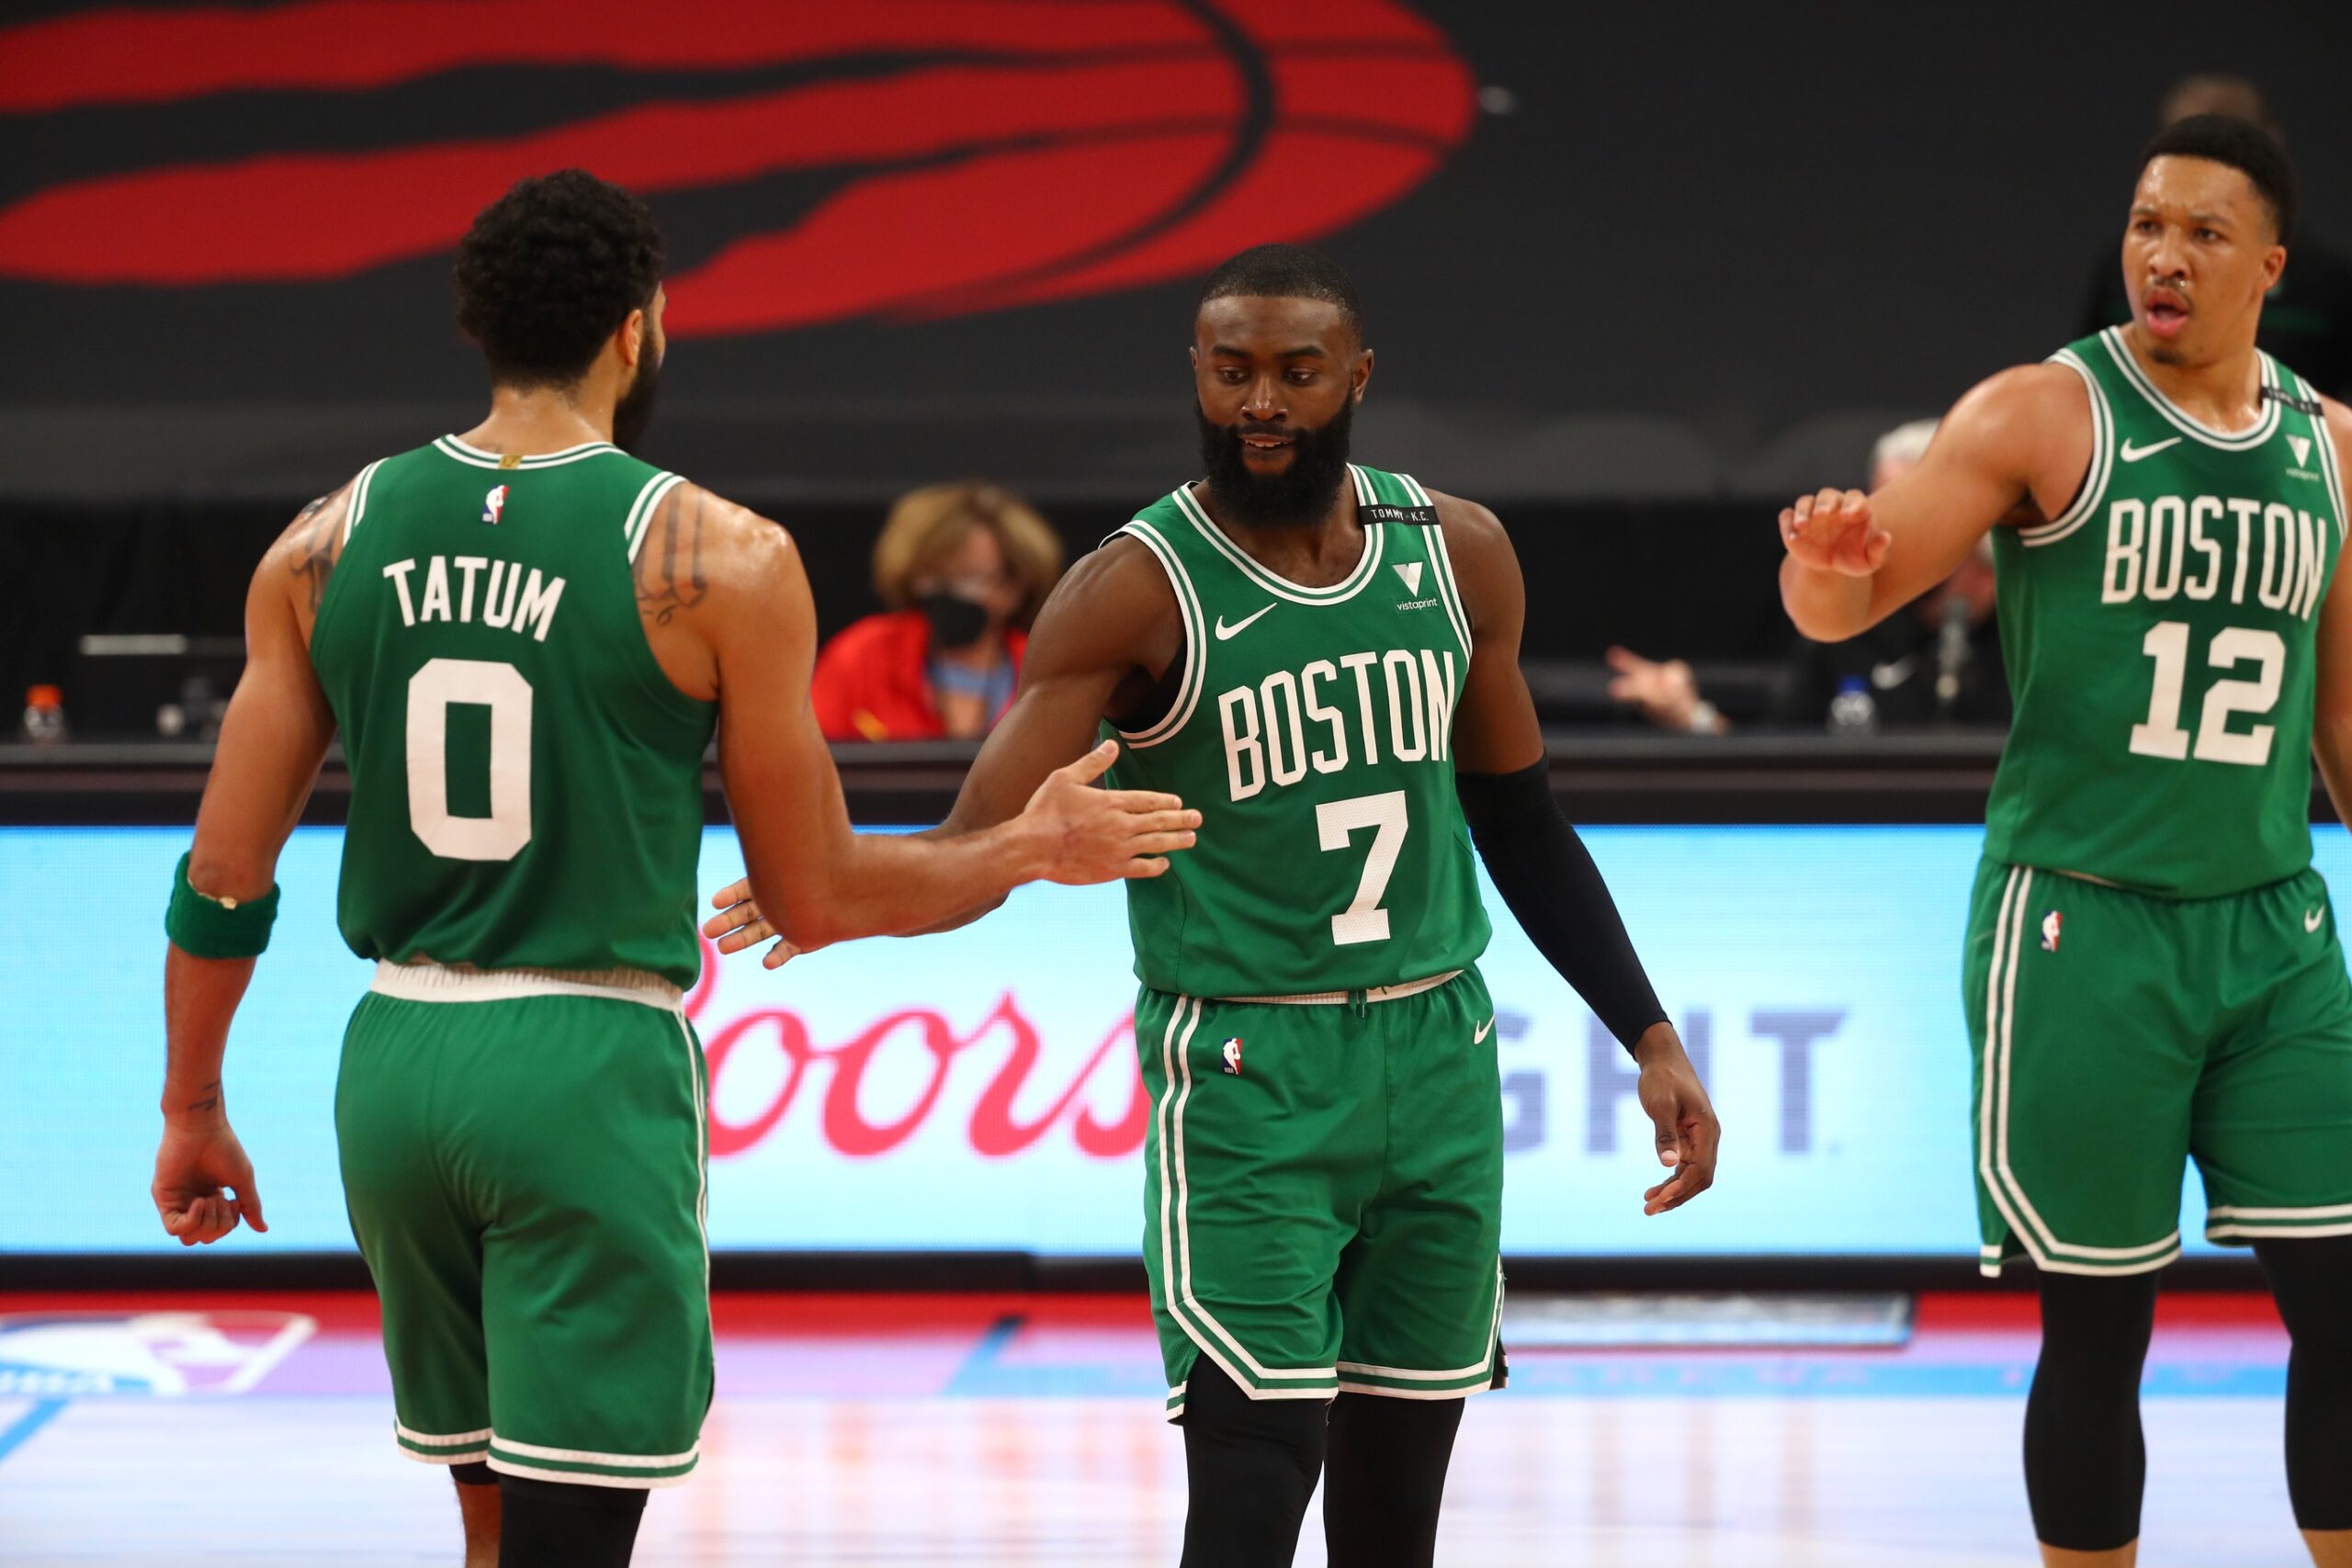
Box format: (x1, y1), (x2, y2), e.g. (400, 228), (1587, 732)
(4, 0), (2350, 699)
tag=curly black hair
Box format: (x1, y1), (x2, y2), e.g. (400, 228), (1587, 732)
(1198, 243), (1363, 337)
(453, 170), (664, 387)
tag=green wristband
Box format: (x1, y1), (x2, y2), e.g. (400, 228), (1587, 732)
(164, 852), (280, 959)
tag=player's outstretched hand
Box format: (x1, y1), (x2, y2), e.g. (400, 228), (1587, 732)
(1022, 739), (1201, 886)
(1633, 1023), (1721, 1215)
(704, 878), (797, 970)
(1780, 487), (1890, 577)
(152, 1118), (266, 1247)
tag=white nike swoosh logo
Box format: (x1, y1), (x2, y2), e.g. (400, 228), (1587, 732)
(1473, 1016), (1495, 1044)
(2120, 436), (2183, 462)
(1214, 604), (1274, 640)
(2308, 908), (2326, 933)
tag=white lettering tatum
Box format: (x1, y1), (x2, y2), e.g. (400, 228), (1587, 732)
(381, 556), (566, 642)
(1219, 648), (1457, 803)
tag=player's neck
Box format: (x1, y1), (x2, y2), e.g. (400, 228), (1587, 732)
(2119, 324), (2266, 431)
(459, 382), (615, 457)
(1194, 480), (1363, 587)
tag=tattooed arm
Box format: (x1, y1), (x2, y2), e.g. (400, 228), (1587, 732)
(153, 485), (348, 1246)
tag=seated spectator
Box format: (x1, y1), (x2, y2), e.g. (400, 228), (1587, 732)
(811, 482), (1064, 741)
(1608, 419), (2011, 733)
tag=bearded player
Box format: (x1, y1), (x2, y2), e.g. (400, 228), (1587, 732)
(707, 244), (1721, 1567)
(1781, 118), (2352, 1567)
(149, 171), (1196, 1568)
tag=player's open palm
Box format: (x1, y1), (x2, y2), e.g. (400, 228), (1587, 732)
(1023, 739), (1201, 885)
(153, 1119), (267, 1247)
(1780, 487), (1890, 577)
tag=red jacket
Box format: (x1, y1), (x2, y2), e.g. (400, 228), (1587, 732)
(810, 610), (1026, 742)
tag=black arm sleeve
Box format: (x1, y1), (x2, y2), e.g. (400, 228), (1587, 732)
(1457, 759), (1668, 1054)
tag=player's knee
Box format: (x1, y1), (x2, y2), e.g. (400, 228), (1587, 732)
(1178, 1358), (1329, 1568)
(1181, 1358), (1328, 1492)
(448, 1460), (495, 1488)
(496, 1473), (650, 1568)
(2256, 1236), (2352, 1352)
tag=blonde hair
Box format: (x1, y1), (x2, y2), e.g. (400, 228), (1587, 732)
(871, 481), (1064, 626)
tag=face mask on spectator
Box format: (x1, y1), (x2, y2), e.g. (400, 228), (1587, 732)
(917, 592), (991, 651)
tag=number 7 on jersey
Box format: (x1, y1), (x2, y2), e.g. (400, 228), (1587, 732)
(1317, 790), (1408, 945)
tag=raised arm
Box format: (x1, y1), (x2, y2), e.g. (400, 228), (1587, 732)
(1779, 364), (2094, 641)
(1437, 494), (1720, 1213)
(2311, 399), (2352, 824)
(666, 489), (1193, 954)
(153, 486), (349, 1245)
(706, 533), (1185, 960)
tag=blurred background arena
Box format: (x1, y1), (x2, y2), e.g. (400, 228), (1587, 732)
(4, 2), (2350, 1562)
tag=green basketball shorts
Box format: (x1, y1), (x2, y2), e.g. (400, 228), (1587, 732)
(335, 963), (712, 1486)
(1136, 968), (1506, 1421)
(1966, 859), (2352, 1278)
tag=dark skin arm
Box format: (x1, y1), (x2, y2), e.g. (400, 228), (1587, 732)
(1432, 491), (1719, 1213)
(710, 491), (1721, 1213)
(154, 484), (350, 1245)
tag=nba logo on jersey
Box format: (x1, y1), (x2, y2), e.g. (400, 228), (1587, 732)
(481, 484), (508, 525)
(2041, 910), (2063, 953)
(1221, 1038), (1243, 1075)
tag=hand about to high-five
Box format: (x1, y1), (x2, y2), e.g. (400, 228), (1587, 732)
(1018, 739), (1199, 886)
(1780, 487), (1891, 578)
(703, 739), (1199, 969)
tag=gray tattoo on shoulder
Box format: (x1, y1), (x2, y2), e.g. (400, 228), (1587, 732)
(635, 486), (709, 626)
(287, 490), (342, 613)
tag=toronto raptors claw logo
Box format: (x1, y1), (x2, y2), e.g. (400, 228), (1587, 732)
(0, 1), (1475, 334)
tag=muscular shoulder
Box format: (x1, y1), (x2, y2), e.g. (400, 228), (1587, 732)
(1939, 363), (2091, 459)
(255, 479), (356, 636)
(1022, 531), (1182, 680)
(634, 479), (797, 626)
(2323, 395), (2352, 471)
(1421, 489), (1522, 635)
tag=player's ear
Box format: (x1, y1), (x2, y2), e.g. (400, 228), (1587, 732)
(2262, 242), (2287, 292)
(1351, 347), (1374, 403)
(621, 306), (648, 370)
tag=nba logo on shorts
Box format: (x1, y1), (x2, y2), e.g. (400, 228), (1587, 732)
(2041, 910), (2063, 953)
(481, 484), (508, 525)
(1221, 1037), (1243, 1075)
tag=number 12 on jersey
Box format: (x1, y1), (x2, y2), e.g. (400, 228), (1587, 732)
(2129, 621), (2283, 767)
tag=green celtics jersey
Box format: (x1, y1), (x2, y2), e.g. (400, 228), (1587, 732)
(310, 436), (717, 988)
(1985, 328), (2347, 897)
(1107, 465), (1491, 998)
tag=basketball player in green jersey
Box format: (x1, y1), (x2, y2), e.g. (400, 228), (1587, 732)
(146, 171), (1198, 1568)
(707, 244), (1721, 1568)
(1780, 118), (2352, 1568)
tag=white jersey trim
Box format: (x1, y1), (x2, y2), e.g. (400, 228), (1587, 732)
(369, 960), (684, 1012)
(2098, 327), (2280, 450)
(1172, 479), (1385, 605)
(622, 471), (685, 564)
(340, 457), (388, 547)
(434, 435), (621, 469)
(1113, 520), (1206, 749)
(2019, 351), (2112, 549)
(1216, 969), (1462, 1007)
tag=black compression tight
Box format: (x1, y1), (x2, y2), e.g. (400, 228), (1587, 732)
(2026, 1237), (2352, 1549)
(1178, 1359), (1327, 1568)
(2256, 1236), (2352, 1532)
(2025, 1269), (2158, 1552)
(497, 1473), (649, 1568)
(1177, 1359), (1467, 1568)
(1323, 1388), (1467, 1567)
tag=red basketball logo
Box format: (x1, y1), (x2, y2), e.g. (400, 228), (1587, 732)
(0, 1), (1475, 336)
